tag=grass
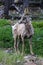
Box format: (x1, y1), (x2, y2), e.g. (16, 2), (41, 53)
(0, 19), (43, 56)
(0, 49), (24, 65)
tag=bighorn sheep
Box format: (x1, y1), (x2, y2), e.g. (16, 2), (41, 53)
(12, 14), (34, 55)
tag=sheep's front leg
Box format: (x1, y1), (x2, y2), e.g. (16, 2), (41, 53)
(29, 37), (34, 55)
(14, 37), (17, 52)
(17, 36), (20, 52)
(21, 36), (24, 54)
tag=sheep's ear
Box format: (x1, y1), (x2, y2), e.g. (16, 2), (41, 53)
(8, 20), (15, 25)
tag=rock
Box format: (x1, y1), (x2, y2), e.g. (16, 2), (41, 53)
(0, 5), (4, 18)
(0, 63), (2, 65)
(24, 61), (36, 65)
(24, 55), (42, 65)
(39, 60), (43, 65)
(24, 55), (37, 62)
(35, 60), (42, 65)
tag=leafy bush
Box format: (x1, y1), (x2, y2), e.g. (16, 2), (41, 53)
(0, 26), (13, 48)
(0, 19), (43, 56)
(32, 20), (43, 28)
(32, 28), (43, 56)
(0, 19), (10, 27)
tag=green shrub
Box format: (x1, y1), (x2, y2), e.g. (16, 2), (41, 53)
(32, 28), (43, 56)
(0, 19), (11, 27)
(32, 20), (43, 28)
(0, 25), (13, 48)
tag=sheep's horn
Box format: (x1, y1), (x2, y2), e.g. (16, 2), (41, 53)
(18, 13), (25, 23)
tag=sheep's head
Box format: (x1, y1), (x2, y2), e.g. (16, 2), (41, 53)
(24, 16), (34, 35)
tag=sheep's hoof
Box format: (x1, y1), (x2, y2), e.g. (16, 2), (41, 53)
(31, 52), (35, 56)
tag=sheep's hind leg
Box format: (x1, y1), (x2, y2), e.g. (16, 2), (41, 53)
(14, 37), (17, 52)
(29, 37), (34, 55)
